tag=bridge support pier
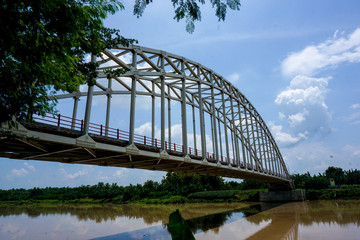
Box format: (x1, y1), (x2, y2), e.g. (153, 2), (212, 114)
(260, 181), (305, 202)
(259, 189), (306, 202)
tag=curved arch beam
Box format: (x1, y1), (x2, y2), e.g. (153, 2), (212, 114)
(56, 45), (290, 180)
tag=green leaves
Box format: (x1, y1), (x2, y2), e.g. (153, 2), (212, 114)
(0, 0), (135, 122)
(133, 0), (241, 33)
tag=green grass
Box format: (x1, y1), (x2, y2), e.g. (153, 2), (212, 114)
(306, 188), (360, 200)
(187, 189), (264, 201)
(136, 196), (189, 204)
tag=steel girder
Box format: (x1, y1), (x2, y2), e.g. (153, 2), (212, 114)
(56, 45), (290, 180)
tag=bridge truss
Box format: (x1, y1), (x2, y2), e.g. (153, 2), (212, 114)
(0, 45), (290, 183)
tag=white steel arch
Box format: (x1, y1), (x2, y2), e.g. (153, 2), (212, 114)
(56, 45), (290, 181)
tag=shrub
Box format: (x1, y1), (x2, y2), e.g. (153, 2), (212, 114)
(188, 190), (239, 200)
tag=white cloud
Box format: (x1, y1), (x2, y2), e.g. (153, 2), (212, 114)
(10, 168), (29, 177)
(288, 109), (309, 127)
(278, 112), (286, 120)
(350, 103), (360, 110)
(275, 75), (329, 106)
(113, 169), (129, 178)
(275, 75), (332, 138)
(273, 29), (360, 144)
(60, 168), (87, 180)
(228, 73), (240, 83)
(282, 28), (360, 77)
(134, 122), (153, 136)
(284, 143), (360, 174)
(343, 103), (360, 125)
(24, 162), (35, 171)
(343, 145), (360, 159)
(269, 122), (308, 147)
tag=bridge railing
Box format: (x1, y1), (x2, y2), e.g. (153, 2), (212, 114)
(32, 113), (84, 132)
(31, 113), (205, 157)
(30, 113), (285, 177)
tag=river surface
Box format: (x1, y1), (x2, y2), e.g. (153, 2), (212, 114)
(0, 200), (359, 240)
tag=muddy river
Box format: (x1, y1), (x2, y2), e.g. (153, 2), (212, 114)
(0, 200), (359, 239)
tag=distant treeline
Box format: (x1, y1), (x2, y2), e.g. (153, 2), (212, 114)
(0, 166), (359, 203)
(291, 166), (360, 189)
(0, 173), (266, 202)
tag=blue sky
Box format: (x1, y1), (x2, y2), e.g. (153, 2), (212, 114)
(1, 0), (359, 189)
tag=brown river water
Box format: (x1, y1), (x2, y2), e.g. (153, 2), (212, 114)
(0, 200), (359, 240)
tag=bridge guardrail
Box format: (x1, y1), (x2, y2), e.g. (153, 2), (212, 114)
(30, 112), (285, 178)
(31, 113), (207, 158)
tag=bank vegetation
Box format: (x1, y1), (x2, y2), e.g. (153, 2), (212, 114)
(1, 166), (359, 204)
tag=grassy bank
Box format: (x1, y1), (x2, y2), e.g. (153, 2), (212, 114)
(1, 187), (359, 205)
(306, 185), (360, 200)
(0, 189), (265, 205)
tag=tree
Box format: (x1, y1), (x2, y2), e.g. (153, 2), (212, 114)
(0, 0), (135, 123)
(134, 0), (241, 33)
(0, 0), (240, 124)
(344, 169), (360, 185)
(325, 166), (345, 185)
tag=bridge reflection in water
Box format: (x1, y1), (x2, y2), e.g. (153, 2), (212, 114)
(195, 201), (360, 240)
(1, 201), (359, 240)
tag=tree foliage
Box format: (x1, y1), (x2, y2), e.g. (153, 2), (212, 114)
(1, 0), (241, 123)
(133, 0), (241, 33)
(291, 166), (360, 189)
(0, 172), (262, 202)
(0, 0), (136, 123)
(1, 167), (359, 202)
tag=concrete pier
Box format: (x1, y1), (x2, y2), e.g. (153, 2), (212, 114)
(259, 190), (306, 202)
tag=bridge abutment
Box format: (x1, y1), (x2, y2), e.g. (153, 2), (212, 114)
(259, 181), (305, 202)
(259, 189), (306, 202)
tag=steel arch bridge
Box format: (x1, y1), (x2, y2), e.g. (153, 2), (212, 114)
(0, 45), (290, 183)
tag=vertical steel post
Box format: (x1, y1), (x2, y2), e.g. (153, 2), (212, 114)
(269, 140), (276, 174)
(179, 60), (187, 154)
(237, 104), (247, 167)
(151, 81), (155, 145)
(160, 54), (166, 151)
(264, 134), (271, 173)
(129, 50), (137, 144)
(168, 85), (171, 150)
(197, 67), (206, 159)
(161, 75), (166, 151)
(257, 125), (267, 171)
(248, 111), (259, 170)
(217, 111), (223, 162)
(129, 76), (137, 144)
(210, 113), (215, 157)
(243, 107), (254, 169)
(71, 96), (79, 130)
(105, 78), (112, 136)
(253, 121), (263, 171)
(221, 90), (230, 164)
(181, 77), (188, 155)
(274, 148), (280, 176)
(210, 81), (219, 161)
(276, 151), (281, 176)
(230, 97), (240, 167)
(192, 95), (197, 152)
(83, 54), (96, 134)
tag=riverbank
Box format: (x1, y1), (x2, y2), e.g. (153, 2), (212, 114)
(0, 189), (264, 205)
(1, 187), (359, 206)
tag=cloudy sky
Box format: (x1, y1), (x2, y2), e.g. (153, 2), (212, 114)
(1, 0), (359, 189)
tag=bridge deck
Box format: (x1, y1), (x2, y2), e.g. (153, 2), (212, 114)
(0, 120), (289, 183)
